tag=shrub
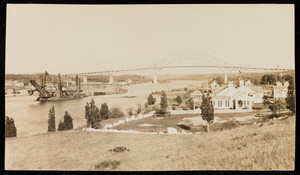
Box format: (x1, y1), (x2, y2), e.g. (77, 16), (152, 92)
(100, 103), (109, 120)
(269, 101), (285, 116)
(5, 116), (17, 138)
(108, 108), (125, 119)
(136, 107), (142, 114)
(147, 94), (156, 105)
(238, 100), (243, 107)
(47, 106), (56, 132)
(144, 103), (148, 108)
(151, 106), (159, 112)
(128, 111), (133, 116)
(185, 98), (194, 110)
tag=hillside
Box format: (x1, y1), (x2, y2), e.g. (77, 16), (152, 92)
(5, 115), (295, 170)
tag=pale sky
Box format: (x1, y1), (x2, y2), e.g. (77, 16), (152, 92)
(6, 4), (294, 74)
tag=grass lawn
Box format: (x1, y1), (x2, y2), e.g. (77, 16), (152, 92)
(112, 110), (267, 133)
(5, 115), (295, 170)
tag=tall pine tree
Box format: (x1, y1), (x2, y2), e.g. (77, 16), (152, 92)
(85, 99), (102, 129)
(160, 91), (168, 111)
(286, 80), (295, 114)
(48, 106), (56, 132)
(5, 116), (17, 137)
(200, 93), (214, 132)
(100, 103), (109, 120)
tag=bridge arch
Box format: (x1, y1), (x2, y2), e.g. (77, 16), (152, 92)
(152, 52), (233, 84)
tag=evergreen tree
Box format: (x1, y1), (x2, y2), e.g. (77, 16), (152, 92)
(100, 103), (109, 120)
(200, 93), (214, 132)
(160, 91), (168, 111)
(175, 95), (182, 105)
(63, 111), (73, 130)
(85, 99), (102, 129)
(58, 111), (73, 131)
(286, 81), (295, 114)
(47, 106), (56, 132)
(147, 94), (156, 105)
(5, 116), (17, 138)
(58, 120), (65, 131)
(85, 102), (92, 127)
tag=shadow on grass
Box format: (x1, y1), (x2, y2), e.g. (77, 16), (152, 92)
(109, 146), (130, 153)
(95, 160), (120, 170)
(177, 124), (191, 130)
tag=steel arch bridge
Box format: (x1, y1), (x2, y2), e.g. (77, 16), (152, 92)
(63, 52), (294, 84)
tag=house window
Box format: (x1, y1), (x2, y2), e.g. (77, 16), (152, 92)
(225, 100), (230, 107)
(247, 101), (249, 105)
(218, 101), (222, 107)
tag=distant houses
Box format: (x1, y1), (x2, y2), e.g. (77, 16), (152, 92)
(273, 81), (289, 100)
(190, 78), (288, 112)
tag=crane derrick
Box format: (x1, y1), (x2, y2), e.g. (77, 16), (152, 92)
(29, 80), (51, 98)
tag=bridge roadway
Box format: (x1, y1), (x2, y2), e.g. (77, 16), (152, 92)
(63, 65), (294, 76)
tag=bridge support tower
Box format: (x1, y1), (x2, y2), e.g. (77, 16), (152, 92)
(224, 71), (228, 84)
(109, 75), (114, 84)
(153, 74), (158, 84)
(83, 76), (88, 85)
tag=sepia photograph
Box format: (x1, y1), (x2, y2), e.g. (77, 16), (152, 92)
(4, 4), (295, 171)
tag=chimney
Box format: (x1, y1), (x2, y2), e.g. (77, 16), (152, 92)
(239, 79), (244, 86)
(228, 81), (234, 95)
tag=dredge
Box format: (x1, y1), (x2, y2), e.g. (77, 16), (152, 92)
(28, 71), (87, 101)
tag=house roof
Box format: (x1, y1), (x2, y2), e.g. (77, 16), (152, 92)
(191, 90), (202, 95)
(250, 87), (264, 93)
(273, 86), (287, 90)
(212, 96), (231, 99)
(214, 83), (256, 100)
(236, 85), (255, 93)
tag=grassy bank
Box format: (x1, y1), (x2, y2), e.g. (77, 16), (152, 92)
(5, 116), (295, 170)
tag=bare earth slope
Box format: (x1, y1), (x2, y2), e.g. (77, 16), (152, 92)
(5, 116), (295, 170)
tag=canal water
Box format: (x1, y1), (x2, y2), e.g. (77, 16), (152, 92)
(5, 80), (200, 137)
(5, 94), (146, 137)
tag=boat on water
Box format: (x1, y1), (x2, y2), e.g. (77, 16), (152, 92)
(28, 71), (87, 101)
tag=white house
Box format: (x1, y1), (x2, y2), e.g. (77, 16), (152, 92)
(245, 80), (253, 87)
(273, 86), (288, 100)
(191, 90), (203, 110)
(13, 80), (24, 87)
(284, 81), (290, 87)
(249, 86), (264, 103)
(210, 80), (219, 89)
(276, 81), (283, 86)
(212, 81), (253, 111)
